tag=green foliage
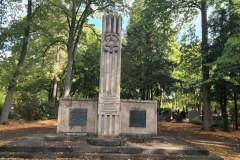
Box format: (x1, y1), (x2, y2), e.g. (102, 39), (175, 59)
(35, 102), (56, 120)
(208, 0), (240, 131)
(11, 92), (39, 121)
(71, 26), (101, 98)
(11, 92), (56, 121)
(0, 0), (239, 124)
(121, 0), (178, 100)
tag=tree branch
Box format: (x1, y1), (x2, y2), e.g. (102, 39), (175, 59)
(31, 2), (43, 18)
(52, 4), (71, 29)
(182, 0), (201, 10)
(75, 0), (93, 36)
(76, 0), (82, 15)
(85, 24), (101, 42)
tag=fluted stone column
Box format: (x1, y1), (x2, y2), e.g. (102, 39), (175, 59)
(98, 14), (122, 135)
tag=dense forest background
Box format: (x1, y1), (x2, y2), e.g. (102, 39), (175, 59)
(0, 0), (239, 131)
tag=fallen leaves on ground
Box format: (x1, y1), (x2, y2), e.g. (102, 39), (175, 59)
(158, 121), (240, 160)
(0, 120), (240, 160)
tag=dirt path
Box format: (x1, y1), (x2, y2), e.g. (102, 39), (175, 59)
(158, 122), (240, 160)
(0, 120), (240, 160)
(0, 120), (56, 145)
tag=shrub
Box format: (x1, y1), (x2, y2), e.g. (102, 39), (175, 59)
(12, 93), (39, 121)
(12, 92), (56, 121)
(35, 102), (56, 120)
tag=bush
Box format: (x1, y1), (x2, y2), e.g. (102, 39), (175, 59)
(35, 102), (56, 120)
(12, 93), (56, 121)
(11, 93), (39, 121)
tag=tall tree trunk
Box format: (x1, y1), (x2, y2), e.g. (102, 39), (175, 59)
(234, 90), (238, 130)
(220, 81), (229, 131)
(61, 0), (90, 97)
(201, 0), (213, 131)
(62, 53), (73, 97)
(0, 0), (32, 124)
(51, 45), (60, 106)
(62, 0), (76, 98)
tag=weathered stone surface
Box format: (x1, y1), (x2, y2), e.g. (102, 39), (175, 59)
(86, 137), (125, 146)
(57, 99), (98, 133)
(118, 147), (142, 154)
(188, 110), (200, 123)
(120, 100), (157, 135)
(0, 134), (222, 160)
(129, 110), (146, 127)
(98, 15), (122, 136)
(69, 108), (87, 126)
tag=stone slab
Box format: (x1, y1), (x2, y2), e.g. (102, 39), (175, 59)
(0, 134), (223, 160)
(69, 108), (87, 126)
(57, 99), (98, 133)
(120, 100), (157, 135)
(188, 110), (200, 123)
(86, 137), (125, 146)
(129, 110), (146, 127)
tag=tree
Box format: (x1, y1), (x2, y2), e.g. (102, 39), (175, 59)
(122, 0), (177, 100)
(199, 0), (213, 131)
(174, 30), (202, 111)
(52, 0), (128, 97)
(0, 0), (32, 124)
(71, 26), (101, 98)
(211, 0), (240, 130)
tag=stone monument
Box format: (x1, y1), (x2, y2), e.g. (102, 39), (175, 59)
(98, 15), (122, 135)
(57, 14), (157, 136)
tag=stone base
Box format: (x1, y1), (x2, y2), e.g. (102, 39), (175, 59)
(86, 137), (125, 146)
(0, 134), (223, 160)
(57, 98), (157, 135)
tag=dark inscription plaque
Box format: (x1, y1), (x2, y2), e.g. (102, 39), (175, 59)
(129, 110), (146, 127)
(69, 108), (87, 126)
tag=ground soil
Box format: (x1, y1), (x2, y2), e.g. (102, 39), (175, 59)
(158, 121), (240, 160)
(0, 119), (239, 160)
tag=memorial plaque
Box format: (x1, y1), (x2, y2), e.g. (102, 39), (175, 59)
(69, 108), (87, 126)
(129, 110), (146, 127)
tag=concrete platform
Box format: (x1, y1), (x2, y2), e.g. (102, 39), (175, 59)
(0, 134), (223, 159)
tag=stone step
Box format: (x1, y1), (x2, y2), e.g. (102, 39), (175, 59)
(0, 152), (223, 160)
(86, 137), (126, 146)
(0, 146), (209, 155)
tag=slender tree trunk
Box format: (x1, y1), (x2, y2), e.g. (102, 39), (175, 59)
(201, 0), (213, 131)
(0, 0), (32, 124)
(62, 0), (76, 98)
(234, 91), (238, 130)
(62, 50), (73, 97)
(51, 45), (60, 106)
(62, 0), (89, 97)
(159, 89), (163, 111)
(220, 81), (229, 131)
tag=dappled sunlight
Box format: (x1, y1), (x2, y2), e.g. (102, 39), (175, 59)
(158, 121), (240, 159)
(37, 119), (57, 126)
(193, 140), (232, 149)
(0, 119), (57, 131)
(0, 140), (12, 146)
(128, 142), (185, 150)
